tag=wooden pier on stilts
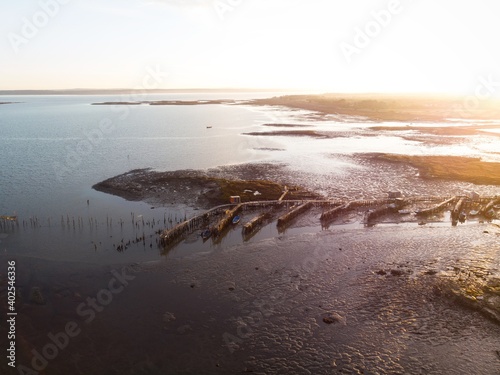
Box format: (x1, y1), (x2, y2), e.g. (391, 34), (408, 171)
(243, 212), (272, 237)
(158, 195), (500, 249)
(210, 204), (242, 238)
(416, 196), (457, 217)
(277, 201), (314, 231)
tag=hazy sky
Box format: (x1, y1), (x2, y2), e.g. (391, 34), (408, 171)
(1, 0), (500, 94)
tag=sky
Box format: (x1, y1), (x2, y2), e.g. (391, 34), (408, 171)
(1, 0), (500, 94)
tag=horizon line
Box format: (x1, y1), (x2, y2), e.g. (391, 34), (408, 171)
(0, 88), (476, 97)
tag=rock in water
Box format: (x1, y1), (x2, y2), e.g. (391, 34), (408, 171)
(29, 287), (46, 305)
(163, 312), (176, 324)
(322, 312), (346, 325)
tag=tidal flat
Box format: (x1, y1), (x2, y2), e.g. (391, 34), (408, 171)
(3, 223), (499, 375)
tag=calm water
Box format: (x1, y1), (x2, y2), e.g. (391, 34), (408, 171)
(1, 94), (499, 263)
(0, 93), (281, 263)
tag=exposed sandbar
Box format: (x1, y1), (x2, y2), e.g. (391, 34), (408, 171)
(370, 154), (500, 185)
(370, 125), (500, 137)
(244, 130), (330, 138)
(249, 94), (500, 122)
(92, 166), (319, 209)
(261, 123), (313, 128)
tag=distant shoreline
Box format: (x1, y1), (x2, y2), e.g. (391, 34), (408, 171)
(91, 99), (236, 106)
(88, 93), (500, 123)
(0, 88), (297, 96)
(248, 94), (500, 122)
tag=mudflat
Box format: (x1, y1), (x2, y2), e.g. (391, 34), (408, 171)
(249, 94), (500, 122)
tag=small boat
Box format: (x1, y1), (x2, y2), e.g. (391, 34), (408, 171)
(206, 126), (212, 129)
(201, 229), (211, 240)
(232, 215), (241, 225)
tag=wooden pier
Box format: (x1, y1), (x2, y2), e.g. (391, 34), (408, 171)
(416, 196), (457, 217)
(0, 215), (18, 232)
(481, 197), (500, 217)
(210, 204), (242, 238)
(320, 202), (351, 224)
(0, 215), (17, 221)
(365, 205), (398, 226)
(277, 201), (314, 230)
(451, 198), (465, 224)
(243, 212), (272, 236)
(159, 195), (500, 249)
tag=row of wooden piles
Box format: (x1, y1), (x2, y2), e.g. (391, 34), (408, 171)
(159, 196), (500, 248)
(242, 212), (272, 236)
(277, 202), (314, 229)
(0, 216), (19, 231)
(210, 204), (242, 237)
(159, 205), (228, 247)
(415, 196), (456, 217)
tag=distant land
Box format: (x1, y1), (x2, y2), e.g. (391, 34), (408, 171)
(250, 94), (500, 122)
(89, 92), (500, 123)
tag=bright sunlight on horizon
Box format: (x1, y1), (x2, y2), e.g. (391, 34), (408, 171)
(1, 0), (500, 95)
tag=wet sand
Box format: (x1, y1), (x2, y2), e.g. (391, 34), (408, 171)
(370, 154), (500, 186)
(244, 130), (330, 138)
(261, 123), (313, 128)
(369, 124), (500, 137)
(3, 222), (499, 375)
